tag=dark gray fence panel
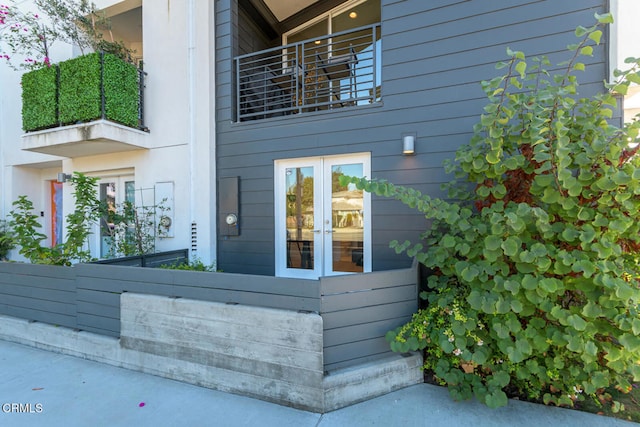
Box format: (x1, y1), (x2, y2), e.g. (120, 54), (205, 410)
(324, 338), (394, 368)
(77, 313), (120, 337)
(320, 262), (418, 371)
(321, 284), (416, 313)
(0, 263), (77, 330)
(322, 300), (416, 330)
(0, 260), (415, 368)
(74, 263), (322, 335)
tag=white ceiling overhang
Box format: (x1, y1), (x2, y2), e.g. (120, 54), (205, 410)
(263, 0), (320, 21)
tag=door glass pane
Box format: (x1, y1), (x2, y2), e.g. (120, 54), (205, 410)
(286, 167), (315, 270)
(50, 181), (63, 247)
(125, 181), (135, 203)
(331, 163), (363, 272)
(124, 181), (136, 251)
(100, 182), (116, 258)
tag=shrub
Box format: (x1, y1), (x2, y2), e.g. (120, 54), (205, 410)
(9, 172), (101, 265)
(0, 220), (15, 260)
(101, 197), (170, 258)
(159, 258), (217, 272)
(343, 14), (640, 411)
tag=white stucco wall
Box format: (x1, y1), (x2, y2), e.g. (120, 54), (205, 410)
(0, 0), (216, 264)
(610, 0), (640, 124)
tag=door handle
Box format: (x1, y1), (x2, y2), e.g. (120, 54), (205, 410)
(312, 229), (321, 233)
(325, 230), (333, 234)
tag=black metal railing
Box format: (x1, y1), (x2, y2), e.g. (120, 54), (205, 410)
(235, 24), (381, 122)
(137, 61), (148, 131)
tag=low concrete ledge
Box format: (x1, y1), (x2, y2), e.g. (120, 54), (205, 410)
(0, 293), (423, 413)
(323, 352), (424, 412)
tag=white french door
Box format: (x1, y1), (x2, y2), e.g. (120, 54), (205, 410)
(275, 153), (371, 278)
(95, 175), (135, 258)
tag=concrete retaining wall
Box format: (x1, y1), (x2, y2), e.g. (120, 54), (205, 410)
(0, 293), (422, 412)
(120, 293), (325, 410)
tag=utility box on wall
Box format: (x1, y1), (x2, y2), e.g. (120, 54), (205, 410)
(219, 176), (239, 236)
(155, 182), (175, 238)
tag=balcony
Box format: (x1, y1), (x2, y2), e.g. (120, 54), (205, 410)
(21, 52), (149, 158)
(235, 24), (381, 122)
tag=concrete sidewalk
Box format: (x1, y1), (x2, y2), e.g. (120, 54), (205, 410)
(0, 339), (637, 427)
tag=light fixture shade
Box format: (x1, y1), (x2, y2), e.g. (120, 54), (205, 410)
(402, 134), (415, 155)
(57, 172), (72, 183)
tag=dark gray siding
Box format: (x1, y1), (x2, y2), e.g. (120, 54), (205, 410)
(0, 263), (77, 329)
(320, 263), (418, 370)
(215, 0), (609, 275)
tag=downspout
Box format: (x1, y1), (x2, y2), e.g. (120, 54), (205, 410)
(188, 0), (197, 258)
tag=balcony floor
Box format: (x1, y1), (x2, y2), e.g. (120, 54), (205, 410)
(21, 119), (150, 158)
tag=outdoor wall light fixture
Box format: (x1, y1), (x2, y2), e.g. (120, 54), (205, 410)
(57, 172), (72, 183)
(402, 133), (416, 155)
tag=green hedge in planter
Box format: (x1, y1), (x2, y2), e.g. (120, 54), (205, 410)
(103, 54), (139, 128)
(58, 53), (139, 128)
(58, 53), (102, 125)
(22, 66), (58, 132)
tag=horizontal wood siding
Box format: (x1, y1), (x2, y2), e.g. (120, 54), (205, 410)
(0, 263), (77, 329)
(215, 0), (608, 275)
(320, 261), (418, 370)
(75, 263), (321, 336)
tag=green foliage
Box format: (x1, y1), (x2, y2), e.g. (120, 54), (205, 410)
(9, 172), (101, 265)
(0, 0), (134, 70)
(9, 195), (49, 263)
(102, 53), (139, 128)
(102, 198), (170, 258)
(0, 219), (15, 260)
(343, 14), (640, 411)
(64, 172), (102, 262)
(159, 258), (217, 272)
(21, 65), (58, 131)
(58, 53), (101, 124)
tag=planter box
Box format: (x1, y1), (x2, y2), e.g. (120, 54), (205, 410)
(92, 249), (188, 268)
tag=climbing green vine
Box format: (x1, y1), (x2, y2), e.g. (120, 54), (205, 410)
(342, 13), (640, 411)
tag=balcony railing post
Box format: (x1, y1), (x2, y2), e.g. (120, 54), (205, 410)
(138, 60), (147, 131)
(236, 58), (244, 122)
(371, 26), (377, 104)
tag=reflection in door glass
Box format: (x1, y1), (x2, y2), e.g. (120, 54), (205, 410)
(286, 167), (314, 269)
(100, 182), (116, 258)
(332, 163), (363, 272)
